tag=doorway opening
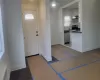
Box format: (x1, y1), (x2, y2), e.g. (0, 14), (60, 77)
(62, 1), (82, 52)
(50, 0), (82, 61)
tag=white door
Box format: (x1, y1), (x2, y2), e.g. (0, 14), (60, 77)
(22, 10), (39, 56)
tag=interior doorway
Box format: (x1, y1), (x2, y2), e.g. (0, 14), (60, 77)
(22, 10), (39, 57)
(62, 2), (79, 47)
(61, 1), (82, 52)
(49, 0), (82, 61)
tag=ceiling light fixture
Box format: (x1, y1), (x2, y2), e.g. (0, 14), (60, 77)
(51, 0), (57, 8)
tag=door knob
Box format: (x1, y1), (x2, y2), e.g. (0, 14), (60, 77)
(36, 31), (38, 33)
(36, 34), (39, 36)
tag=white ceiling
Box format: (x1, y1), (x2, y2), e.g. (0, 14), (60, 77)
(22, 0), (74, 6)
(22, 0), (38, 4)
(64, 2), (78, 9)
(51, 0), (74, 6)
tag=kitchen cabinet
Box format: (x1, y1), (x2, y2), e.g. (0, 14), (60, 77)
(70, 32), (82, 52)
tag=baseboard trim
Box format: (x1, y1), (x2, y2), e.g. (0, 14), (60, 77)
(11, 64), (26, 71)
(25, 54), (39, 58)
(82, 48), (100, 53)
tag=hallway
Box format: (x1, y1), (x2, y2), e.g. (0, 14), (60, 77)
(27, 45), (100, 80)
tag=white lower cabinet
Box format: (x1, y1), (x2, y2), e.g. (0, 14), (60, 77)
(70, 32), (82, 52)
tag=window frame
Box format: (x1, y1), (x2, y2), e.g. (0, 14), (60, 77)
(0, 7), (4, 59)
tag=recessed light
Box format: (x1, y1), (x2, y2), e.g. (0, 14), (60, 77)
(51, 1), (56, 8)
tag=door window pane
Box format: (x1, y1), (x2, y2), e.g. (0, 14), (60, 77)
(25, 14), (34, 20)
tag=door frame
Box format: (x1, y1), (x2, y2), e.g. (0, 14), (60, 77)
(22, 9), (40, 57)
(59, 0), (81, 45)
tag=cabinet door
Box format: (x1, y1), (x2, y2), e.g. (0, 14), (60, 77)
(70, 33), (82, 52)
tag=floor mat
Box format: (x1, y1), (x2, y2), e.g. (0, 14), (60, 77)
(62, 61), (100, 80)
(27, 56), (61, 80)
(51, 54), (100, 73)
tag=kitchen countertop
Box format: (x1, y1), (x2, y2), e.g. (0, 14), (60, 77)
(71, 31), (82, 33)
(64, 30), (82, 33)
(64, 30), (70, 33)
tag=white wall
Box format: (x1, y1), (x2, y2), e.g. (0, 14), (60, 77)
(4, 0), (26, 71)
(50, 5), (61, 45)
(1, 0), (11, 79)
(39, 0), (52, 61)
(49, 1), (80, 46)
(82, 0), (100, 52)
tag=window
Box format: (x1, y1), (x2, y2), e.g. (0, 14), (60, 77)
(0, 8), (4, 59)
(25, 14), (34, 20)
(64, 16), (71, 27)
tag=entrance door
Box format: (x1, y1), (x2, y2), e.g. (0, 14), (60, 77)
(22, 10), (39, 56)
